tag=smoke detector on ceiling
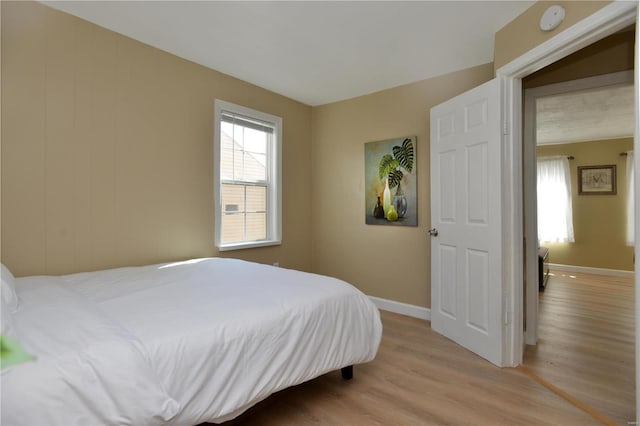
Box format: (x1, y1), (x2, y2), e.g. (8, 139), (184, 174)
(540, 5), (565, 32)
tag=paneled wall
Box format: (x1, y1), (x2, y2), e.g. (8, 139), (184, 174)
(1, 1), (312, 276)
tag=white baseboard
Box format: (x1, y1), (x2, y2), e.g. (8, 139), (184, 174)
(549, 263), (634, 278)
(368, 296), (431, 321)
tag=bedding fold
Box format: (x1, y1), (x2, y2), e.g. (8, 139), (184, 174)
(1, 278), (180, 426)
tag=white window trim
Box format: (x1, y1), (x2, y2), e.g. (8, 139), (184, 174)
(214, 100), (282, 251)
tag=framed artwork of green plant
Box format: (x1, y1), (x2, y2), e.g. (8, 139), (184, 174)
(364, 136), (417, 226)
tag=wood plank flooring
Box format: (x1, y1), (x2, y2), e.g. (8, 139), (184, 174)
(220, 310), (599, 425)
(523, 270), (635, 425)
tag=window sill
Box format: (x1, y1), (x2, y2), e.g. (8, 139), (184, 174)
(217, 239), (281, 252)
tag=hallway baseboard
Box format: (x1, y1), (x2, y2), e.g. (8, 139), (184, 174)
(548, 263), (633, 278)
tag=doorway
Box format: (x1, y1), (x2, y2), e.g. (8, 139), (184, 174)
(522, 44), (635, 422)
(497, 0), (637, 365)
(523, 31), (636, 346)
(497, 0), (638, 420)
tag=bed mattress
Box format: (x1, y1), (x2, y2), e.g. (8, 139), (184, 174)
(2, 258), (382, 425)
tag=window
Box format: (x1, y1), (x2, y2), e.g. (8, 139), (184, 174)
(214, 100), (281, 250)
(537, 156), (574, 243)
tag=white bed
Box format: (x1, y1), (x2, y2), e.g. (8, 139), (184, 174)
(1, 258), (382, 425)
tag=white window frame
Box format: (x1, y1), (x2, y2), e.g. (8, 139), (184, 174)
(214, 100), (282, 251)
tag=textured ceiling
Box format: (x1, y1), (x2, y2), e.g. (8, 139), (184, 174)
(536, 84), (635, 145)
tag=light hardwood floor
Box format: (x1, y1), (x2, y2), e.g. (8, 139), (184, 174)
(523, 270), (635, 425)
(220, 310), (599, 425)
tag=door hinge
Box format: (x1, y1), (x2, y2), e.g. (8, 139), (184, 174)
(504, 310), (512, 326)
(502, 120), (510, 136)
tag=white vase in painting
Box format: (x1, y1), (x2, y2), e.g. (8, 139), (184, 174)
(383, 178), (391, 216)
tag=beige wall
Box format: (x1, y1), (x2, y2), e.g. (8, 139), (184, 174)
(1, 1), (312, 276)
(537, 139), (634, 271)
(311, 64), (494, 308)
(2, 0), (625, 305)
(524, 28), (635, 89)
(309, 0), (625, 308)
(494, 1), (611, 71)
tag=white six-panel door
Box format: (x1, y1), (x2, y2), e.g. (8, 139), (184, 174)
(430, 79), (503, 366)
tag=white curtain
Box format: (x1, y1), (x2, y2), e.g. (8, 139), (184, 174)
(626, 150), (634, 246)
(537, 156), (575, 243)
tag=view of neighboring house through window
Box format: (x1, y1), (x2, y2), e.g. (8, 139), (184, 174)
(214, 100), (282, 250)
(537, 156), (575, 244)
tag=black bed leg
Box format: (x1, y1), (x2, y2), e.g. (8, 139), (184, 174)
(341, 365), (353, 380)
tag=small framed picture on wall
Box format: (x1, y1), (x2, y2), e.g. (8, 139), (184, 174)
(578, 165), (616, 195)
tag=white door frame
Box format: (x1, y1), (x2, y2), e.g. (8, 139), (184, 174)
(523, 70), (634, 346)
(496, 0), (637, 368)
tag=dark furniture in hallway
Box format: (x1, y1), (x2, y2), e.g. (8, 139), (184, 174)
(538, 247), (549, 290)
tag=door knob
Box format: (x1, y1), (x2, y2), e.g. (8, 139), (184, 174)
(428, 228), (438, 237)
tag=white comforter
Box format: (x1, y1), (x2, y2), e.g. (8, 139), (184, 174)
(2, 278), (180, 425)
(2, 258), (382, 425)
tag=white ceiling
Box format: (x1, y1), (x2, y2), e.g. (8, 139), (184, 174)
(41, 1), (534, 106)
(536, 84), (635, 145)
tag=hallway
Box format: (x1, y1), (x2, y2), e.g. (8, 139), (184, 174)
(524, 270), (635, 424)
